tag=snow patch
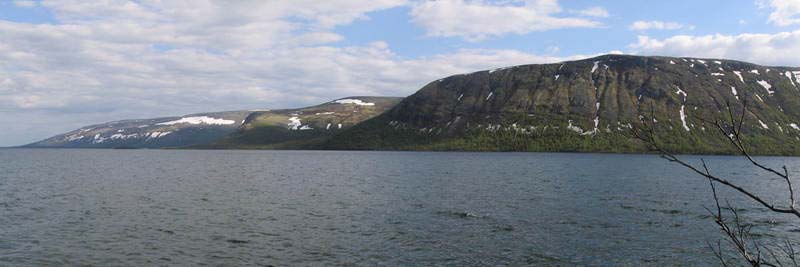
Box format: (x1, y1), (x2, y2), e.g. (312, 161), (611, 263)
(711, 73), (725, 76)
(157, 116), (235, 126)
(110, 133), (139, 140)
(554, 74), (560, 80)
(567, 120), (584, 134)
(92, 134), (107, 143)
(680, 105), (690, 132)
(791, 123), (800, 131)
(713, 60), (722, 65)
(733, 71), (744, 83)
(750, 69), (760, 75)
(757, 80), (774, 95)
(287, 117), (302, 130)
(591, 61), (600, 73)
(66, 135), (84, 141)
(486, 92), (493, 100)
(489, 67), (508, 74)
(669, 60), (676, 65)
(675, 86), (687, 102)
(334, 99), (375, 106)
(759, 120), (769, 129)
(146, 131), (171, 139)
(786, 71), (797, 88)
(731, 86), (739, 100)
(315, 112), (335, 115)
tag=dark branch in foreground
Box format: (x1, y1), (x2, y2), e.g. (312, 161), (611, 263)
(632, 101), (799, 218)
(631, 100), (800, 266)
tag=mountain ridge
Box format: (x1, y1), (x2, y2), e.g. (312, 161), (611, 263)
(323, 54), (800, 155)
(23, 54), (800, 155)
(24, 96), (401, 149)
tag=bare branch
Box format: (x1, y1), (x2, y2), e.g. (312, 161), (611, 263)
(630, 109), (800, 219)
(709, 240), (731, 267)
(630, 99), (800, 266)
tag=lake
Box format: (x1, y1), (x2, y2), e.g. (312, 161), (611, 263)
(2, 149), (799, 266)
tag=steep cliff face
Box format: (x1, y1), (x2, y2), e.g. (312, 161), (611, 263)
(326, 54), (800, 154)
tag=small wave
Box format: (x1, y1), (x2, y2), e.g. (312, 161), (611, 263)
(437, 210), (482, 219)
(492, 225), (515, 232)
(156, 229), (175, 234)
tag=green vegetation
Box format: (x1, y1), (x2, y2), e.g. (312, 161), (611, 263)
(323, 116), (800, 155)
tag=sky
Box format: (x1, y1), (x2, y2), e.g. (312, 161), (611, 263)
(2, 0), (800, 146)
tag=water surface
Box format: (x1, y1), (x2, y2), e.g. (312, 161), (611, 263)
(2, 149), (799, 266)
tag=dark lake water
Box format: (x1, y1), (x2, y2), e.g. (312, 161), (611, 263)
(2, 149), (800, 266)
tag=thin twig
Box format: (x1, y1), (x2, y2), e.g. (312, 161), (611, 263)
(630, 99), (800, 266)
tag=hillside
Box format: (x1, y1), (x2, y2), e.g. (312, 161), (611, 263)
(324, 54), (800, 155)
(207, 97), (402, 149)
(25, 97), (402, 149)
(24, 111), (252, 148)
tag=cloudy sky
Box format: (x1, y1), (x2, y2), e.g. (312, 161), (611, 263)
(2, 0), (800, 146)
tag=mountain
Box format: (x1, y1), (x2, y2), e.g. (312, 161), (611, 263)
(24, 111), (252, 148)
(25, 96), (402, 149)
(25, 55), (800, 154)
(206, 96), (402, 149)
(324, 54), (800, 155)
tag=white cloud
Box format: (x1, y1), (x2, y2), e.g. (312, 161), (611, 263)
(574, 7), (609, 18)
(0, 0), (600, 146)
(629, 20), (688, 31)
(12, 0), (36, 8)
(410, 0), (602, 41)
(763, 0), (800, 26)
(629, 30), (800, 66)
